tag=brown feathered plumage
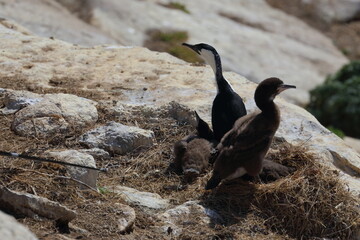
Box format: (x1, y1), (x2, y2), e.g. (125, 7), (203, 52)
(173, 112), (214, 181)
(206, 78), (296, 189)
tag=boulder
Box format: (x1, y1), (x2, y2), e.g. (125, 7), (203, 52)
(79, 0), (347, 105)
(109, 186), (169, 209)
(0, 210), (38, 240)
(11, 93), (98, 138)
(157, 201), (223, 236)
(46, 150), (98, 188)
(79, 121), (155, 155)
(0, 0), (349, 105)
(0, 186), (76, 223)
(0, 89), (43, 114)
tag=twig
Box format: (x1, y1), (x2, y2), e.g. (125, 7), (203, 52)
(18, 168), (99, 193)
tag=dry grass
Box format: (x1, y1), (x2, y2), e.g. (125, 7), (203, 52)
(0, 81), (359, 239)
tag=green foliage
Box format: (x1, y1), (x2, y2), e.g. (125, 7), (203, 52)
(307, 61), (360, 138)
(162, 2), (190, 14)
(327, 126), (345, 139)
(155, 31), (188, 43)
(144, 29), (203, 63)
(98, 186), (109, 194)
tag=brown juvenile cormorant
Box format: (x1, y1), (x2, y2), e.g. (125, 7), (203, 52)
(182, 43), (247, 142)
(205, 77), (296, 190)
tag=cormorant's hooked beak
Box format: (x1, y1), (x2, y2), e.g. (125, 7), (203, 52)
(182, 43), (200, 54)
(277, 84), (296, 94)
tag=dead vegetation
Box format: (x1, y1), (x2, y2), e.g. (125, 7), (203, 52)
(0, 105), (359, 239)
(0, 79), (359, 239)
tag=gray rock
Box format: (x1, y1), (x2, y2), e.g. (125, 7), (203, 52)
(0, 89), (43, 114)
(12, 100), (69, 137)
(113, 203), (136, 233)
(46, 150), (98, 189)
(0, 186), (76, 223)
(78, 148), (111, 160)
(109, 186), (169, 209)
(43, 94), (98, 127)
(0, 210), (38, 240)
(11, 93), (98, 138)
(301, 0), (360, 23)
(166, 101), (196, 126)
(0, 1), (119, 46)
(158, 201), (223, 236)
(79, 121), (155, 155)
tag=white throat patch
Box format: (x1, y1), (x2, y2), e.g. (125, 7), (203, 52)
(200, 49), (217, 75)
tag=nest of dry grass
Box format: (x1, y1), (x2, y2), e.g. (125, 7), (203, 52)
(0, 96), (359, 239)
(254, 143), (360, 239)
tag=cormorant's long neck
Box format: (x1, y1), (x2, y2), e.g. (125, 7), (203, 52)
(255, 94), (279, 118)
(212, 53), (233, 93)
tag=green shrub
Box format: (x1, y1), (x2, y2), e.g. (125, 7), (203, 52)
(144, 29), (203, 63)
(159, 2), (190, 14)
(307, 61), (360, 138)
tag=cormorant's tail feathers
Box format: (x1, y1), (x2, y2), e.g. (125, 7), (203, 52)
(205, 175), (221, 190)
(194, 111), (215, 142)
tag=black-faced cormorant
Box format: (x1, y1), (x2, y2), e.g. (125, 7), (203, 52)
(182, 43), (247, 142)
(205, 77), (296, 189)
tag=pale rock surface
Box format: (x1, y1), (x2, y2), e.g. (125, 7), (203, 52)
(109, 186), (169, 209)
(344, 137), (360, 154)
(157, 201), (223, 236)
(113, 203), (136, 233)
(46, 150), (98, 188)
(0, 186), (76, 223)
(0, 211), (38, 240)
(11, 93), (98, 138)
(81, 0), (348, 105)
(0, 21), (359, 193)
(0, 0), (119, 46)
(79, 121), (155, 155)
(301, 0), (360, 23)
(0, 89), (43, 114)
(78, 147), (111, 160)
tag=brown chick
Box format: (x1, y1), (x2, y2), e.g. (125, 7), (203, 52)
(173, 112), (214, 182)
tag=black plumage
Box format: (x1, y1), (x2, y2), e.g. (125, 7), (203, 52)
(182, 43), (247, 142)
(205, 78), (296, 190)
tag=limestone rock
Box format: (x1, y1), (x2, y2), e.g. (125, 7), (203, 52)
(0, 1), (119, 46)
(158, 201), (223, 236)
(344, 137), (360, 154)
(114, 203), (136, 233)
(0, 186), (76, 223)
(0, 89), (43, 114)
(11, 93), (98, 138)
(0, 210), (38, 240)
(46, 150), (98, 188)
(78, 148), (111, 160)
(165, 101), (197, 126)
(109, 186), (169, 209)
(79, 121), (155, 155)
(81, 0), (347, 105)
(300, 0), (360, 23)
